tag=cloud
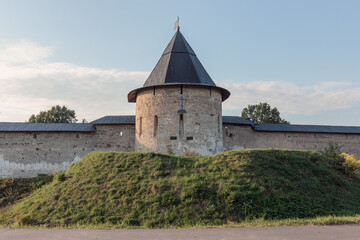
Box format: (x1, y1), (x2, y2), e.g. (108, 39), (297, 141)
(0, 40), (52, 64)
(0, 40), (359, 123)
(0, 41), (148, 122)
(221, 81), (360, 115)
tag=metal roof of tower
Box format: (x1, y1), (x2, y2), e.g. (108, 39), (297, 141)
(128, 30), (230, 102)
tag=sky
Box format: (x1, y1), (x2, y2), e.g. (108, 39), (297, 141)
(0, 0), (359, 125)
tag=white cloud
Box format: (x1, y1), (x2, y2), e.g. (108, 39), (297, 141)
(0, 41), (148, 122)
(221, 81), (360, 115)
(0, 40), (359, 123)
(0, 40), (52, 64)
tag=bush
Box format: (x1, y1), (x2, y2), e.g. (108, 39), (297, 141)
(340, 153), (360, 176)
(323, 141), (345, 167)
(323, 141), (360, 176)
(323, 141), (343, 159)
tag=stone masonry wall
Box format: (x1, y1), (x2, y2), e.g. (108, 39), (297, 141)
(3, 120), (360, 178)
(0, 124), (135, 178)
(223, 124), (360, 158)
(135, 85), (223, 155)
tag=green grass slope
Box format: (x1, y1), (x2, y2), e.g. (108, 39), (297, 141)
(0, 175), (52, 210)
(1, 150), (360, 228)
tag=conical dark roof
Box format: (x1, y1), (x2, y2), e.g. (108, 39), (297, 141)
(128, 30), (230, 102)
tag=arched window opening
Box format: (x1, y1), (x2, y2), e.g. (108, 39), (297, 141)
(154, 115), (158, 137)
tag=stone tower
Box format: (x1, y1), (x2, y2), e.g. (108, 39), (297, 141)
(128, 30), (230, 155)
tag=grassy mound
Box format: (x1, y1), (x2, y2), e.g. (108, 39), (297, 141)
(0, 175), (52, 209)
(1, 150), (360, 228)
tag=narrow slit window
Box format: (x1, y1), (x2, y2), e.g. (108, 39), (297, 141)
(209, 87), (212, 97)
(154, 115), (158, 137)
(179, 114), (184, 137)
(139, 117), (143, 137)
(153, 87), (156, 95)
(217, 115), (221, 135)
(180, 85), (183, 94)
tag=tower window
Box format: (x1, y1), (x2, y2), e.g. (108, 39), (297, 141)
(180, 85), (183, 94)
(187, 136), (193, 140)
(179, 114), (184, 137)
(154, 115), (158, 137)
(217, 115), (221, 135)
(210, 87), (212, 97)
(153, 87), (156, 95)
(170, 136), (177, 140)
(139, 117), (143, 137)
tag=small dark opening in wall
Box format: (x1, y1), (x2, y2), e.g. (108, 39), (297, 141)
(154, 115), (158, 137)
(76, 134), (79, 138)
(153, 87), (156, 95)
(139, 117), (143, 137)
(186, 136), (193, 140)
(170, 136), (177, 140)
(33, 134), (37, 139)
(180, 85), (183, 94)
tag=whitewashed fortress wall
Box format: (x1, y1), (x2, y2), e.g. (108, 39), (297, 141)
(223, 123), (360, 158)
(0, 124), (134, 178)
(2, 121), (360, 178)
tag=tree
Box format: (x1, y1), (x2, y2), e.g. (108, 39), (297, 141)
(241, 102), (290, 124)
(28, 105), (77, 123)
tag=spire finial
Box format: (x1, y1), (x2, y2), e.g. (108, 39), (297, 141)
(174, 16), (180, 31)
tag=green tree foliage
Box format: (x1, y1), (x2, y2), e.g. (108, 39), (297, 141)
(241, 102), (290, 124)
(28, 105), (77, 123)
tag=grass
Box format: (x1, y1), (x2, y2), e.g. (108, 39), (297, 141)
(0, 175), (52, 209)
(1, 150), (360, 228)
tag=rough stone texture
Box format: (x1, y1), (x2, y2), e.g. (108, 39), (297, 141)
(135, 85), (223, 155)
(223, 124), (360, 158)
(3, 119), (360, 178)
(0, 124), (135, 178)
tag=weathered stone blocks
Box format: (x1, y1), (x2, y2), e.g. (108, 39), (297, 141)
(135, 85), (223, 155)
